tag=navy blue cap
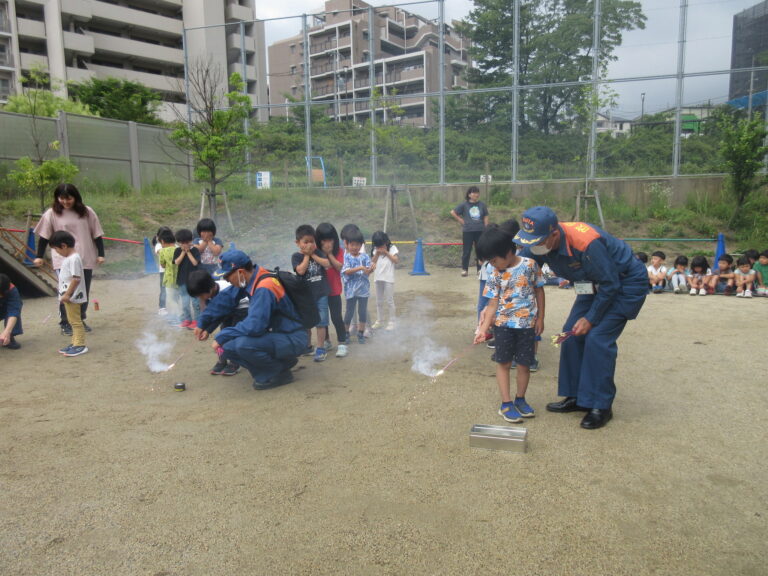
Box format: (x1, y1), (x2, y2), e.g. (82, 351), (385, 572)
(514, 206), (559, 245)
(214, 250), (251, 278)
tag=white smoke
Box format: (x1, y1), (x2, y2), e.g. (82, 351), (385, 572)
(410, 337), (452, 377)
(135, 323), (177, 373)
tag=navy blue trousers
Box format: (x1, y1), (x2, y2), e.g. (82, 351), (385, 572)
(558, 294), (642, 410)
(223, 331), (307, 384)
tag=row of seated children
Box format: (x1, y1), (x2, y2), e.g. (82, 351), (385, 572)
(638, 249), (768, 297)
(153, 218), (225, 329)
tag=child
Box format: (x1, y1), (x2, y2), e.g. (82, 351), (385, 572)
(174, 228), (201, 329)
(49, 231), (88, 356)
(292, 224), (331, 362)
(370, 230), (399, 330)
(647, 251), (667, 293)
(668, 255), (689, 294)
(0, 273), (23, 350)
(188, 269), (249, 375)
(153, 226), (173, 315)
(156, 229), (178, 320)
(340, 223), (368, 338)
(710, 254), (735, 295)
(753, 250), (768, 297)
(473, 223), (545, 423)
(341, 228), (372, 344)
(687, 255), (711, 296)
(316, 222), (348, 357)
(734, 256), (756, 298)
(193, 218), (224, 275)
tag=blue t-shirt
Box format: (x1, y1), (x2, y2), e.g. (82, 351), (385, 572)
(341, 251), (372, 298)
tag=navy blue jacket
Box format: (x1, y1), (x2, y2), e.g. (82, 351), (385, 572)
(520, 222), (647, 325)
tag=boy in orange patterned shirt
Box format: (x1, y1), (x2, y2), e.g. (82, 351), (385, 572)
(474, 221), (545, 423)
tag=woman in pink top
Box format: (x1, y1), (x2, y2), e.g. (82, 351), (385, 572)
(33, 183), (105, 334)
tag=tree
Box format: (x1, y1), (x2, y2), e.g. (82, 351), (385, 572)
(69, 77), (162, 124)
(457, 0), (646, 134)
(169, 61), (254, 224)
(719, 111), (767, 225)
(4, 68), (81, 211)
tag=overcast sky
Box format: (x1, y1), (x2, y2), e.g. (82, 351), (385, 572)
(257, 0), (764, 119)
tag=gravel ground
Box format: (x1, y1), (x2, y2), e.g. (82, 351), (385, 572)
(1, 267), (765, 576)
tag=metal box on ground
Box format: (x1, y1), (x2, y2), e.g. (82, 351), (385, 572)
(469, 424), (528, 453)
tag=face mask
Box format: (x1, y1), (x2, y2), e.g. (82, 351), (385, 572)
(529, 243), (551, 255)
(238, 273), (247, 289)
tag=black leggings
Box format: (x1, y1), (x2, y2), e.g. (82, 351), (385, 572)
(328, 294), (347, 343)
(344, 296), (368, 328)
(462, 230), (484, 271)
(60, 268), (93, 325)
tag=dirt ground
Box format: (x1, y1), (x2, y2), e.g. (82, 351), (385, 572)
(1, 266), (766, 576)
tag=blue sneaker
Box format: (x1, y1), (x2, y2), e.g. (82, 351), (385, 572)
(59, 345), (73, 355)
(514, 397), (535, 418)
(63, 345), (88, 357)
(498, 402), (523, 423)
(313, 347), (327, 362)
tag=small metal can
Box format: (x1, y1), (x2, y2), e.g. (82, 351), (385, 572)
(174, 382), (186, 392)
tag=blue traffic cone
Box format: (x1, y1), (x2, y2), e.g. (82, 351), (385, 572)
(714, 233), (726, 265)
(409, 238), (430, 276)
(143, 237), (158, 274)
(24, 228), (36, 265)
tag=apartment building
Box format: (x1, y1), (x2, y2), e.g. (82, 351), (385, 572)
(0, 0), (268, 121)
(267, 0), (471, 127)
(729, 0), (768, 102)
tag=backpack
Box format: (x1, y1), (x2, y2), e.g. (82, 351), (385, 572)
(256, 267), (320, 330)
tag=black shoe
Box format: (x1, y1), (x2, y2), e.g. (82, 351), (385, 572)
(5, 338), (21, 350)
(83, 322), (92, 333)
(61, 324), (73, 336)
(545, 397), (590, 413)
(210, 359), (228, 375)
(580, 408), (613, 429)
(220, 363), (240, 376)
(253, 370), (294, 390)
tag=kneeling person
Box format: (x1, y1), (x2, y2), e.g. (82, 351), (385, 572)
(0, 273), (23, 350)
(188, 269), (249, 376)
(211, 250), (307, 390)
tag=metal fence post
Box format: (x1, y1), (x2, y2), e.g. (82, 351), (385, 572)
(128, 121), (141, 189)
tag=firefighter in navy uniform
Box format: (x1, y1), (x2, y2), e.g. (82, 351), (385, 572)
(514, 206), (647, 429)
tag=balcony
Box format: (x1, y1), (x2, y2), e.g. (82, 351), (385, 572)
(90, 2), (183, 38)
(61, 0), (92, 22)
(17, 18), (46, 41)
(63, 31), (95, 56)
(86, 63), (182, 95)
(20, 52), (49, 71)
(0, 50), (13, 68)
(0, 15), (11, 34)
(66, 66), (95, 83)
(228, 63), (257, 82)
(90, 32), (184, 66)
(225, 3), (252, 22)
(226, 33), (255, 55)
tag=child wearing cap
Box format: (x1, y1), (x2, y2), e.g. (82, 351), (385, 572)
(474, 220), (545, 424)
(0, 273), (23, 350)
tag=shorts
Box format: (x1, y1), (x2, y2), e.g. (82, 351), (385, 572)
(492, 326), (536, 366)
(316, 295), (329, 328)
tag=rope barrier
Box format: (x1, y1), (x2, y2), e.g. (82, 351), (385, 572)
(0, 228), (143, 245)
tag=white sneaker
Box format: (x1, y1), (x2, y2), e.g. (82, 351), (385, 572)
(385, 321), (395, 331)
(699, 288), (707, 295)
(335, 344), (348, 358)
(690, 288), (697, 295)
(744, 290), (753, 298)
(371, 321), (382, 330)
(158, 308), (168, 316)
(736, 291), (745, 298)
(674, 287), (681, 294)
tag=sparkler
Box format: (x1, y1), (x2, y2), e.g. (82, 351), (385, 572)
(550, 330), (576, 348)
